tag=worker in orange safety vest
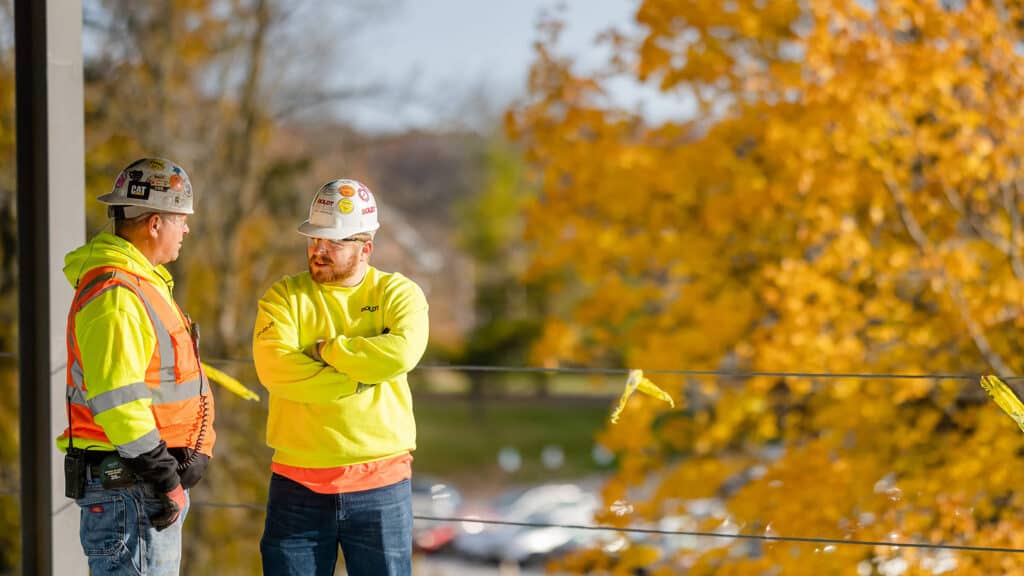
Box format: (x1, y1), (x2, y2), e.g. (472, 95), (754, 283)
(57, 157), (215, 576)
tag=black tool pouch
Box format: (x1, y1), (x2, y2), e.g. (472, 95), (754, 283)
(99, 453), (136, 489)
(64, 448), (86, 499)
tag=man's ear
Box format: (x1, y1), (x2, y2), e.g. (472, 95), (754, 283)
(148, 213), (162, 238)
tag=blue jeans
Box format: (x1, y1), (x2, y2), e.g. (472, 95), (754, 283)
(75, 475), (190, 575)
(260, 473), (413, 576)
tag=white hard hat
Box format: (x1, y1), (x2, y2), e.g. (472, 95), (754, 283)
(97, 157), (194, 215)
(298, 179), (380, 240)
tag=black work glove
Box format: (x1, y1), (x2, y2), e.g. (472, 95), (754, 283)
(169, 449), (209, 490)
(150, 483), (186, 531)
(121, 441), (179, 493)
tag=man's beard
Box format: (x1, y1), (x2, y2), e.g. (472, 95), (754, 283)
(308, 254), (357, 284)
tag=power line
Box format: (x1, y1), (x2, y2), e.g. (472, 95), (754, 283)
(415, 515), (1024, 555)
(439, 513), (1002, 555)
(176, 502), (1024, 555)
(11, 488), (1024, 554)
(178, 495), (1024, 556)
(200, 356), (1017, 382)
(174, 496), (1024, 555)
(416, 364), (1001, 381)
(1, 349), (1018, 382)
(8, 353), (1023, 555)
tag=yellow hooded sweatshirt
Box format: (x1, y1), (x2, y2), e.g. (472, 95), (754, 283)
(57, 232), (182, 454)
(253, 266), (428, 468)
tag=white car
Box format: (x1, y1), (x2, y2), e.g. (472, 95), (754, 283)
(454, 483), (599, 565)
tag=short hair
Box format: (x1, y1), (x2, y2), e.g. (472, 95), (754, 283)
(113, 211), (158, 235)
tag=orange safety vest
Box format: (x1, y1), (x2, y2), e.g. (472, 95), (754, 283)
(59, 266), (215, 458)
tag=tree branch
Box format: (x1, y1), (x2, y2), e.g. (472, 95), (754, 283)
(942, 184), (1016, 255)
(1006, 180), (1024, 279)
(271, 85), (383, 119)
(886, 176), (1016, 376)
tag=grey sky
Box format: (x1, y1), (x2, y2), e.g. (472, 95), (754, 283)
(339, 0), (682, 133)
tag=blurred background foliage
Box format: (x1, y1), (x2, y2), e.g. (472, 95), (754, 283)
(510, 0), (1024, 574)
(3, 0), (1024, 574)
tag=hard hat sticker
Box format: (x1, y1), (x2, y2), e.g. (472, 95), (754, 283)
(127, 182), (151, 200)
(339, 199), (355, 214)
(312, 197), (335, 215)
(340, 184), (357, 197)
(170, 174), (185, 192)
(320, 184), (339, 197)
(147, 159), (166, 171)
(357, 185), (370, 202)
(149, 175), (169, 191)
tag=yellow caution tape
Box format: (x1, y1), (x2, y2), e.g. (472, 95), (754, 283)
(201, 362), (260, 401)
(610, 369), (675, 424)
(980, 375), (1024, 433)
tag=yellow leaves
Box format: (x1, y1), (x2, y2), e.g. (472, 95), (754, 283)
(654, 457), (741, 503)
(529, 320), (582, 367)
(616, 544), (662, 572)
(513, 0), (1024, 572)
(890, 377), (935, 405)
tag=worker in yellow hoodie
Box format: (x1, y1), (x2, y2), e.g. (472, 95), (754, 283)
(58, 157), (215, 576)
(253, 179), (429, 576)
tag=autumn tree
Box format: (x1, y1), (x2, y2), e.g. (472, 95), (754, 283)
(511, 1), (1024, 574)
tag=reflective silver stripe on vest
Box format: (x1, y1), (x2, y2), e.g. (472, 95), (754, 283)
(76, 270), (118, 301)
(68, 377), (204, 409)
(88, 381), (152, 415)
(67, 270), (204, 410)
(67, 385), (88, 406)
(69, 358), (84, 390)
(115, 428), (162, 459)
(155, 376), (203, 404)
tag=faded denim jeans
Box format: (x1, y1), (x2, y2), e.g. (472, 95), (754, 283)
(260, 473), (413, 576)
(75, 475), (190, 575)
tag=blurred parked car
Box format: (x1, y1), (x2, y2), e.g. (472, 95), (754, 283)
(412, 475), (463, 553)
(454, 483), (600, 565)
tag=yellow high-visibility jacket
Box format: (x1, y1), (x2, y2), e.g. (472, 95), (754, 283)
(56, 232), (216, 459)
(253, 266), (429, 468)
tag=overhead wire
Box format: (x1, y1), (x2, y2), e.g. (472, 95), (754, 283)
(6, 485), (1021, 555)
(196, 355), (1021, 382)
(412, 515), (1024, 555)
(3, 350), (1019, 381)
(3, 351), (1022, 557)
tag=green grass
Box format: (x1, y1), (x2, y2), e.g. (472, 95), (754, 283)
(413, 396), (614, 493)
(409, 370), (627, 396)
